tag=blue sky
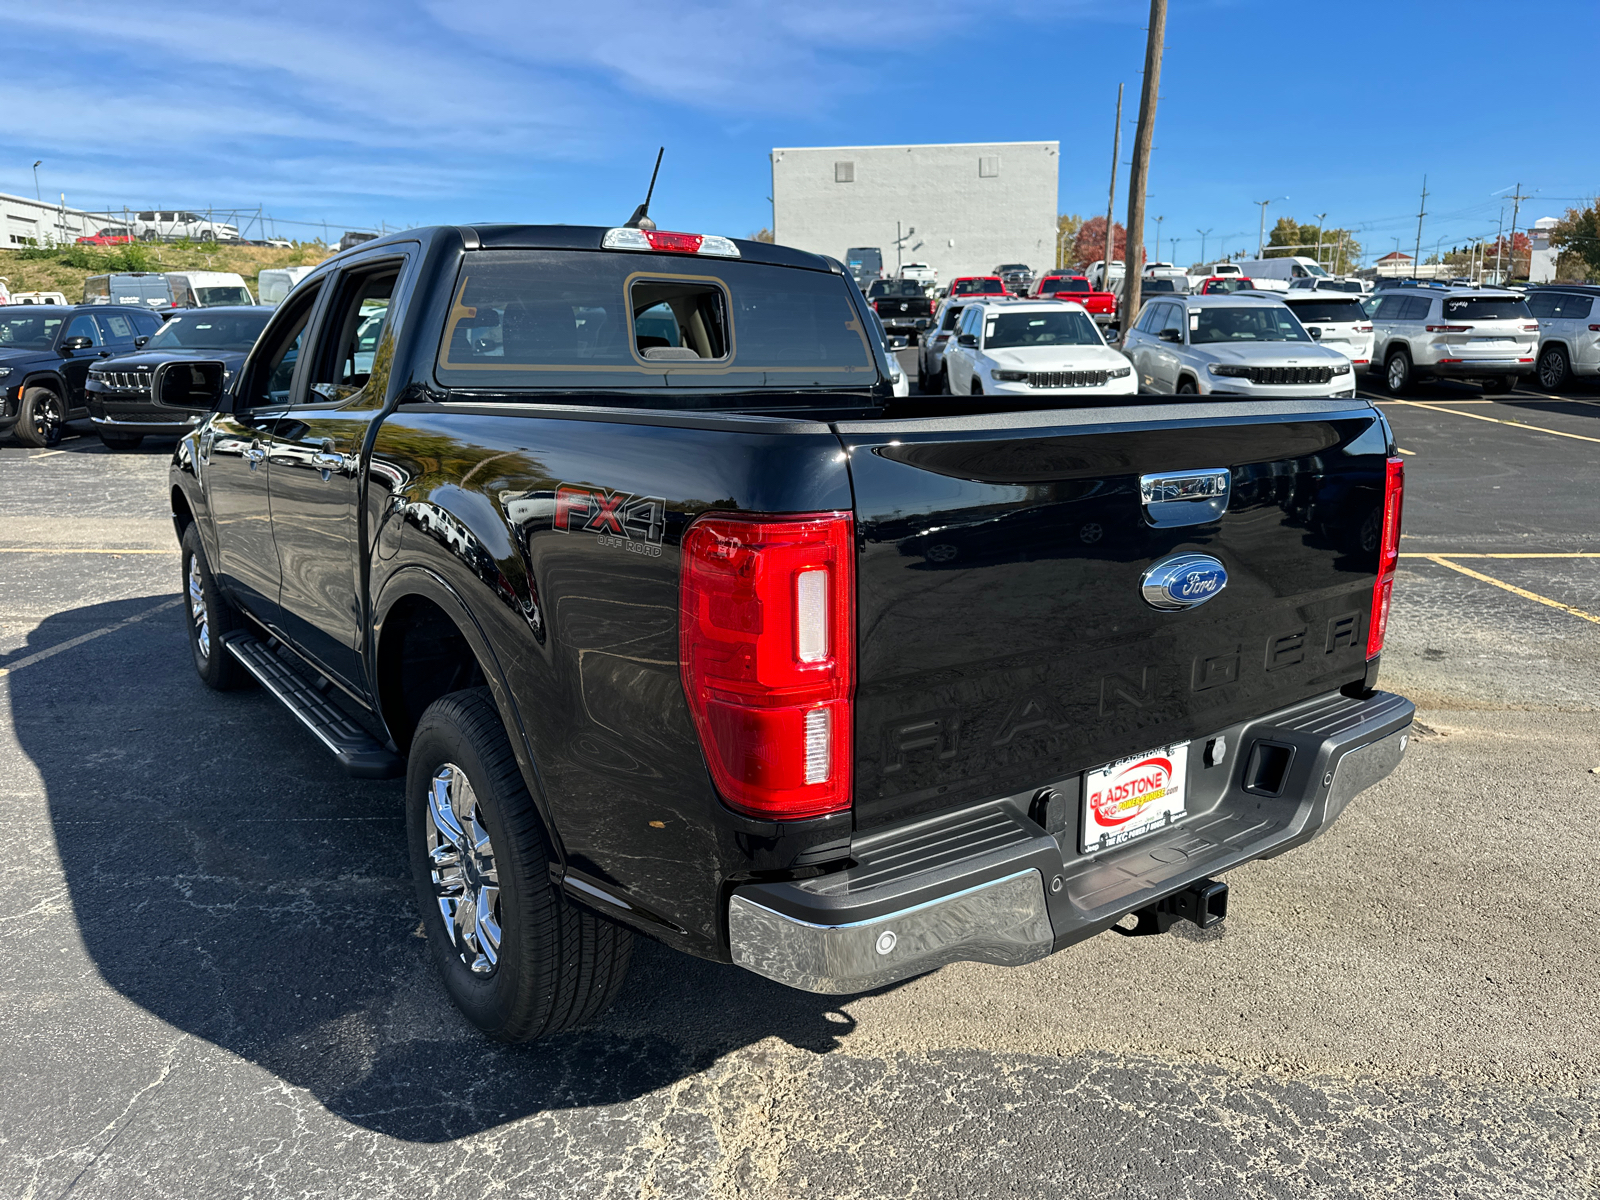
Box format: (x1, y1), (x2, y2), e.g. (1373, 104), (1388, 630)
(3, 0), (1595, 265)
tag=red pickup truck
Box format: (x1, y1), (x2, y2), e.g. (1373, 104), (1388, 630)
(947, 276), (1007, 298)
(1030, 273), (1118, 325)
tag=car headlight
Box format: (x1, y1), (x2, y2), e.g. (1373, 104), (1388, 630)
(0, 367), (11, 380)
(1109, 365), (1132, 378)
(1331, 360), (1351, 375)
(1208, 364), (1250, 377)
(991, 370), (1027, 382)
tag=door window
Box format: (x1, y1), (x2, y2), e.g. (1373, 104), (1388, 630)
(309, 262), (399, 402)
(1160, 305), (1187, 340)
(94, 312), (139, 346)
(1525, 292), (1556, 319)
(240, 282), (322, 408)
(64, 314), (99, 346)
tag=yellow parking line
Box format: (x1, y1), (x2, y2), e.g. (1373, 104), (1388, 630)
(0, 598), (181, 678)
(1387, 398), (1600, 444)
(1401, 552), (1600, 559)
(1396, 447), (1416, 455)
(1422, 555), (1600, 626)
(0, 548), (175, 554)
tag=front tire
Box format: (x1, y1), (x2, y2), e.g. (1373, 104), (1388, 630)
(970, 377), (983, 396)
(1177, 378), (1197, 395)
(99, 431), (144, 450)
(15, 387), (64, 448)
(1383, 348), (1413, 396)
(1537, 345), (1571, 390)
(408, 688), (633, 1041)
(181, 523), (250, 690)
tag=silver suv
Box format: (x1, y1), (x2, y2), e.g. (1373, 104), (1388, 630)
(1369, 286), (1538, 395)
(1526, 286), (1600, 389)
(1119, 293), (1354, 397)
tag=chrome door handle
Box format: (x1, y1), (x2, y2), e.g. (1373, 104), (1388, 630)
(311, 451), (344, 469)
(243, 444), (267, 465)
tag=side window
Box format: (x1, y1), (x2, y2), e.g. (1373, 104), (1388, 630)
(1135, 303), (1163, 333)
(240, 282), (322, 408)
(309, 262), (400, 402)
(95, 312), (138, 345)
(1567, 296), (1594, 320)
(1161, 304), (1187, 339)
(64, 314), (99, 346)
(1525, 293), (1555, 319)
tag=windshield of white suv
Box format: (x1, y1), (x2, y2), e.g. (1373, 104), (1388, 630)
(1190, 306), (1310, 344)
(1440, 296), (1535, 321)
(145, 311), (271, 350)
(983, 310), (1101, 348)
(1286, 299), (1366, 323)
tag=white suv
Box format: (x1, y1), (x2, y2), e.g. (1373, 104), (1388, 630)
(132, 211), (241, 243)
(1526, 287), (1600, 389)
(1369, 287), (1538, 395)
(941, 300), (1134, 397)
(1281, 292), (1374, 370)
(1119, 293), (1354, 397)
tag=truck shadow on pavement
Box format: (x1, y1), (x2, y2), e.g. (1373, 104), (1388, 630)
(17, 596), (894, 1143)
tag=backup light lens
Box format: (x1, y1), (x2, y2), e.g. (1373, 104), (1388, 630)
(680, 512), (854, 819)
(1367, 457), (1405, 659)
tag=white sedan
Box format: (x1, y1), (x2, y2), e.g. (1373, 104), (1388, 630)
(941, 300), (1136, 397)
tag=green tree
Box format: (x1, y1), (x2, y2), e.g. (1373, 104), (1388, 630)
(1056, 213), (1084, 267)
(1264, 217), (1361, 274)
(1549, 199), (1600, 281)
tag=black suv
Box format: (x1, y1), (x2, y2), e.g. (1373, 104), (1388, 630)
(0, 305), (165, 447)
(87, 306), (272, 449)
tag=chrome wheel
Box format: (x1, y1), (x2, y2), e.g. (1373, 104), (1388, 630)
(31, 394), (63, 446)
(187, 552), (210, 660)
(1538, 347), (1569, 390)
(425, 764), (502, 976)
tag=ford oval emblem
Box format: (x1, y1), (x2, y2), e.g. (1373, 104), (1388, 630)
(1141, 553), (1228, 611)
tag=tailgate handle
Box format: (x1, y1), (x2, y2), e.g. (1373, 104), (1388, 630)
(1140, 468), (1230, 528)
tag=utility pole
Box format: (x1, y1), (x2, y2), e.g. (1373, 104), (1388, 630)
(1121, 0), (1167, 331)
(1492, 208), (1506, 283)
(1196, 227), (1212, 265)
(1413, 176), (1428, 281)
(1505, 182), (1530, 282)
(1313, 212), (1328, 268)
(1254, 199), (1276, 258)
(1103, 82), (1124, 294)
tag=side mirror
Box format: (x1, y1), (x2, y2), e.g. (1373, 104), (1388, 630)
(62, 335), (94, 353)
(1308, 327), (1322, 339)
(1104, 328), (1121, 345)
(1158, 328), (1183, 343)
(957, 333), (978, 347)
(155, 359), (228, 411)
(134, 335), (150, 348)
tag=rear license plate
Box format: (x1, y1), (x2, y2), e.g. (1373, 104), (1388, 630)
(1081, 742), (1190, 853)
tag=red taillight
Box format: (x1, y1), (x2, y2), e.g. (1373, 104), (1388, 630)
(1522, 324), (1540, 331)
(935, 333), (950, 343)
(1355, 324), (1373, 332)
(1588, 324), (1600, 332)
(643, 230), (704, 253)
(1367, 457), (1405, 659)
(680, 512), (854, 820)
(871, 300), (881, 311)
(1425, 324), (1471, 333)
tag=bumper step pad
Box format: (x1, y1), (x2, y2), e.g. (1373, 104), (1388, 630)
(224, 632), (402, 779)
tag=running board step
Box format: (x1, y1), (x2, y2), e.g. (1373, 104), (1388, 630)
(224, 632), (403, 779)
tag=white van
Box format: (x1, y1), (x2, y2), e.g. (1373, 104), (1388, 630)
(166, 272), (255, 307)
(258, 266), (316, 307)
(1237, 257), (1330, 292)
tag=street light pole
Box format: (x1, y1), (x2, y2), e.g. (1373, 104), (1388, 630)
(1196, 227), (1212, 265)
(1313, 211), (1328, 268)
(1154, 215), (1164, 262)
(32, 160), (42, 202)
(1254, 199), (1274, 258)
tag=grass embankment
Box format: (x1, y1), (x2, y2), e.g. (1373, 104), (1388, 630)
(0, 241), (333, 302)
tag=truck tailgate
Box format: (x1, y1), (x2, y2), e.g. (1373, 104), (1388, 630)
(836, 400), (1391, 830)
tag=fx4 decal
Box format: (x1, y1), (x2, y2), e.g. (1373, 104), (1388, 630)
(553, 484), (666, 558)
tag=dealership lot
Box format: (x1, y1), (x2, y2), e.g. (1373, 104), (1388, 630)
(1, 384), (1596, 1197)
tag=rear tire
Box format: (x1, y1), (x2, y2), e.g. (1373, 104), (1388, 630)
(1536, 345), (1571, 390)
(181, 523), (250, 690)
(15, 387), (64, 448)
(1383, 348), (1413, 396)
(99, 431), (144, 450)
(408, 688), (633, 1041)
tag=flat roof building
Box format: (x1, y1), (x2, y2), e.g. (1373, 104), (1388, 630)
(771, 141), (1059, 284)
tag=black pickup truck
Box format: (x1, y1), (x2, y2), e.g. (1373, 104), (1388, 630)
(168, 222), (1413, 1042)
(864, 278), (936, 345)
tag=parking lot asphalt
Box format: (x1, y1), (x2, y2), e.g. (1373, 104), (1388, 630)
(2, 379), (1597, 1199)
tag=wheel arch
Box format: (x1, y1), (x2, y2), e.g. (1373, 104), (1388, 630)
(373, 567), (564, 862)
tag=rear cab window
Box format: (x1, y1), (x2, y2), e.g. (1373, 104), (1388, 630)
(435, 250), (878, 402)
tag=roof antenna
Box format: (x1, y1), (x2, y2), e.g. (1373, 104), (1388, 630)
(624, 147), (664, 230)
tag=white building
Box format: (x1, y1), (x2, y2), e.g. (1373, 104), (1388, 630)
(770, 141), (1059, 282)
(1528, 216), (1559, 284)
(1, 191), (102, 247)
